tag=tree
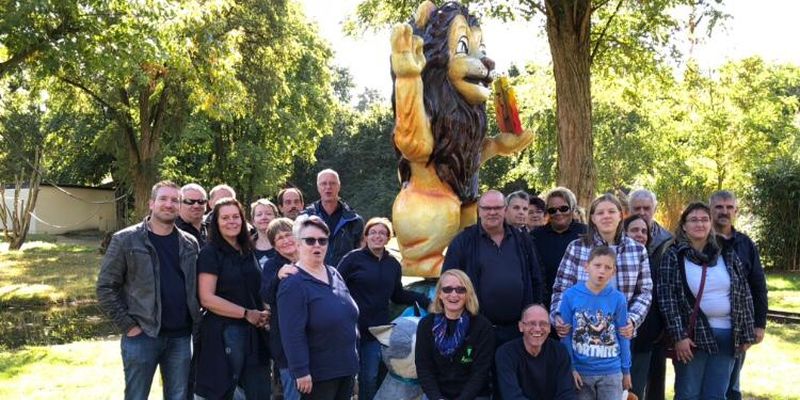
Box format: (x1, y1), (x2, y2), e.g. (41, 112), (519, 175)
(351, 0), (727, 206)
(0, 82), (45, 249)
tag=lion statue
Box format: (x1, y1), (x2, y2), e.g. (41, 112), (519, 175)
(391, 1), (534, 277)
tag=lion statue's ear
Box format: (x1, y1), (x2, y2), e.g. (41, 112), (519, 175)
(414, 1), (437, 30)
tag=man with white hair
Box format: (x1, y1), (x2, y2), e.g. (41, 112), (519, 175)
(628, 189), (672, 252)
(302, 169), (364, 266)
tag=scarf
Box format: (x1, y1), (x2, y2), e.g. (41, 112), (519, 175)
(432, 313), (470, 357)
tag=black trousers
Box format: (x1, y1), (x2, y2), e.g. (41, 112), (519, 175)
(301, 376), (354, 400)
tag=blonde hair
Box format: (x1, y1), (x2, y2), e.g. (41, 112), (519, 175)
(363, 217), (393, 238)
(429, 269), (480, 316)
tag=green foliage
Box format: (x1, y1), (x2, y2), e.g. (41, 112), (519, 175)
(290, 100), (397, 220)
(750, 157), (800, 271)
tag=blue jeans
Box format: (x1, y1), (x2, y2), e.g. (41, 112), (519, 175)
(727, 351), (745, 400)
(630, 350), (653, 398)
(280, 368), (301, 400)
(121, 333), (191, 400)
(576, 373), (623, 400)
(358, 340), (382, 400)
(222, 324), (270, 399)
(673, 328), (735, 400)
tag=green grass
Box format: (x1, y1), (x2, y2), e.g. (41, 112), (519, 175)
(0, 241), (114, 348)
(767, 273), (800, 313)
(0, 338), (161, 399)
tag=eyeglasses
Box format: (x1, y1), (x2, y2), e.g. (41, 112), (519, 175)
(368, 231), (389, 237)
(547, 205), (571, 215)
(478, 205), (504, 212)
(300, 237), (329, 246)
(182, 199), (207, 206)
(441, 286), (467, 294)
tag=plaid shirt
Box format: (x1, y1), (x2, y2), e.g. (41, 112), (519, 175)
(550, 234), (652, 328)
(657, 241), (756, 353)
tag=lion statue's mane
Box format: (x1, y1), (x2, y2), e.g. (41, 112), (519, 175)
(393, 2), (487, 204)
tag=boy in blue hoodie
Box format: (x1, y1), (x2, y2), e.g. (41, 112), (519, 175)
(558, 245), (632, 399)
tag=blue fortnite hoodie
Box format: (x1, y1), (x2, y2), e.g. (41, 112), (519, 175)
(558, 282), (631, 376)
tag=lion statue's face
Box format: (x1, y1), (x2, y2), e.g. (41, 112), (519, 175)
(445, 14), (494, 105)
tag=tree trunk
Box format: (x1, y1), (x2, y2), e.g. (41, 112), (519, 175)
(1, 147), (42, 250)
(545, 1), (596, 208)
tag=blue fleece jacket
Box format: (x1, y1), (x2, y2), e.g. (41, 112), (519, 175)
(277, 266), (359, 381)
(559, 282), (631, 376)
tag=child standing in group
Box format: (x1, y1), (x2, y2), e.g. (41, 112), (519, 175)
(558, 246), (632, 399)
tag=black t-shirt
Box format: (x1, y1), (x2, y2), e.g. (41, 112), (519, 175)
(319, 203), (342, 233)
(254, 248), (276, 272)
(197, 241), (263, 316)
(149, 229), (191, 337)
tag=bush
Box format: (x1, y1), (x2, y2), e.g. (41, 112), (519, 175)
(751, 157), (800, 271)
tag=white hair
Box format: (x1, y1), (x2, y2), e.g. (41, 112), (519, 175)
(316, 168), (340, 184)
(180, 183), (207, 199)
(629, 188), (658, 209)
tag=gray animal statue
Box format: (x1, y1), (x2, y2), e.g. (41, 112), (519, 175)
(369, 316), (423, 400)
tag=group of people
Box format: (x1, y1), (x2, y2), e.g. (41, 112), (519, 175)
(96, 168), (767, 400)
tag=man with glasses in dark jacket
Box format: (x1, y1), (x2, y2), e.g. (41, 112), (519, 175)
(302, 169), (364, 266)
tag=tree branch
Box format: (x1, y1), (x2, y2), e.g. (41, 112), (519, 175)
(58, 76), (118, 115)
(590, 0), (624, 64)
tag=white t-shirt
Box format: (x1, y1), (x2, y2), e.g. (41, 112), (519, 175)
(684, 256), (731, 329)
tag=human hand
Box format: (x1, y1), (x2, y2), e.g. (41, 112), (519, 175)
(622, 373), (632, 390)
(572, 370), (583, 390)
(754, 327), (765, 344)
(296, 375), (313, 394)
(278, 264), (298, 279)
(620, 320), (634, 339)
(555, 315), (571, 338)
(675, 338), (695, 363)
(126, 325), (142, 337)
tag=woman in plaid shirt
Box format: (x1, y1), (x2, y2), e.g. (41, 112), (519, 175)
(550, 194), (653, 339)
(657, 202), (755, 400)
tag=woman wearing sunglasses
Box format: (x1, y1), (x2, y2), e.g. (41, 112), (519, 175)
(416, 270), (494, 400)
(277, 215), (359, 400)
(336, 217), (430, 400)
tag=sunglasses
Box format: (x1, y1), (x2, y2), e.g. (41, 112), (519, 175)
(182, 199), (207, 206)
(547, 205), (570, 215)
(300, 237), (329, 246)
(441, 286), (467, 294)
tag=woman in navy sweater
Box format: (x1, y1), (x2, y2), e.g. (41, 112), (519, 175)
(337, 217), (430, 400)
(278, 215), (359, 400)
(415, 270), (494, 400)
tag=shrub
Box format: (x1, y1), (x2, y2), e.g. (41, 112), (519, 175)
(750, 157), (800, 271)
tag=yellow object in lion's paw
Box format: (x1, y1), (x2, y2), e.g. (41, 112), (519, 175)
(493, 76), (523, 135)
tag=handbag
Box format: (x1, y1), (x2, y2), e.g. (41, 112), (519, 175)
(665, 262), (708, 359)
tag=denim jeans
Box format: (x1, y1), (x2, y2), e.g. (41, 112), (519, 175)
(673, 328), (735, 400)
(358, 340), (382, 400)
(726, 351), (745, 400)
(576, 372), (623, 400)
(121, 333), (191, 400)
(280, 368), (301, 400)
(222, 323), (270, 400)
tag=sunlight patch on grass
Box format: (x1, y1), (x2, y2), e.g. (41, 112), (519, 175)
(0, 284), (57, 302)
(0, 339), (161, 399)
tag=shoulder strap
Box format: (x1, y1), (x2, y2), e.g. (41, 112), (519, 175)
(686, 262), (709, 338)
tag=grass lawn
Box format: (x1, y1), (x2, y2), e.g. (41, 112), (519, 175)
(767, 273), (800, 313)
(0, 338), (161, 399)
